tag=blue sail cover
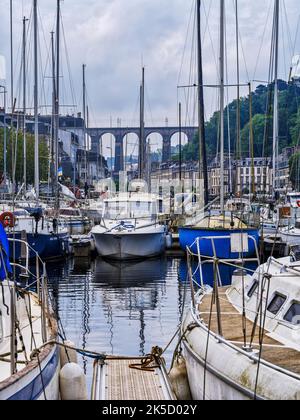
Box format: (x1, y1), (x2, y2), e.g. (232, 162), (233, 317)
(0, 224), (12, 280)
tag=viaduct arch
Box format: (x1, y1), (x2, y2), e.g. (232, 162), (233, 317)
(86, 126), (197, 172)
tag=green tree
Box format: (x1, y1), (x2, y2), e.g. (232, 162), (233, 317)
(240, 114), (270, 157)
(289, 151), (300, 189)
(177, 79), (300, 163)
(0, 128), (49, 184)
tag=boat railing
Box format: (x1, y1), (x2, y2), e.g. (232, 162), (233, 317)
(100, 215), (165, 233)
(186, 234), (260, 308)
(2, 238), (50, 374)
(8, 238), (49, 339)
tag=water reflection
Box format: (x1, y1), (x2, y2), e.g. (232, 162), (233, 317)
(47, 256), (258, 391)
(179, 259), (258, 287)
(92, 258), (169, 307)
(91, 257), (170, 355)
(47, 257), (188, 389)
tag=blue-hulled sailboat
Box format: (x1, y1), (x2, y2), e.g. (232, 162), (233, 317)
(1, 206), (70, 261)
(0, 216), (60, 401)
(2, 0), (70, 262)
(178, 0), (259, 259)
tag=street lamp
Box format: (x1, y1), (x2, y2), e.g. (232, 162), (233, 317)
(106, 146), (113, 172)
(125, 142), (136, 172)
(0, 85), (7, 182)
(106, 146), (113, 192)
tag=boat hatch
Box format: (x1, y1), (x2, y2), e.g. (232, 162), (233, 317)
(291, 245), (300, 262)
(247, 280), (259, 298)
(284, 302), (300, 325)
(267, 293), (287, 315)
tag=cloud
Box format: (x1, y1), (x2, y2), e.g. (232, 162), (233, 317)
(0, 0), (299, 127)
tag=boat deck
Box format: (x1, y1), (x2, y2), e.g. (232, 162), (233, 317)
(199, 291), (300, 376)
(91, 357), (175, 401)
(0, 293), (44, 384)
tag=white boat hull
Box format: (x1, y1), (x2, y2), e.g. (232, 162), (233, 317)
(0, 345), (60, 401)
(280, 229), (300, 247)
(66, 220), (87, 235)
(182, 309), (300, 401)
(93, 231), (166, 260)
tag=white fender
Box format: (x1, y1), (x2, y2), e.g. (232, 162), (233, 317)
(59, 363), (88, 401)
(169, 355), (192, 401)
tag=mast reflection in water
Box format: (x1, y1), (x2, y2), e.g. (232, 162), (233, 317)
(47, 257), (190, 389)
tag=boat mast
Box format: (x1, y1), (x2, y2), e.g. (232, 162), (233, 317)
(83, 63), (87, 185)
(2, 87), (7, 182)
(235, 0), (241, 193)
(139, 67), (145, 180)
(272, 0), (279, 195)
(219, 0), (225, 212)
(197, 0), (209, 206)
(51, 31), (56, 197)
(55, 0), (61, 207)
(10, 0), (13, 113)
(22, 16), (28, 192)
(179, 102), (182, 182)
(33, 0), (39, 201)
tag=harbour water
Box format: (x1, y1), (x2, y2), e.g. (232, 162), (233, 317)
(46, 255), (257, 393)
(47, 257), (191, 392)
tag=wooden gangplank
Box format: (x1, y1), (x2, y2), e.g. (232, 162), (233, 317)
(91, 357), (176, 401)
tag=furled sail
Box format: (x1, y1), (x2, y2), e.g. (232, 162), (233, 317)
(0, 55), (6, 81)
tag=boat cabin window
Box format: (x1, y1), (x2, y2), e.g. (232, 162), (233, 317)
(60, 209), (80, 217)
(104, 201), (155, 219)
(247, 280), (259, 298)
(284, 302), (300, 325)
(267, 293), (287, 315)
(288, 194), (300, 206)
(13, 210), (29, 217)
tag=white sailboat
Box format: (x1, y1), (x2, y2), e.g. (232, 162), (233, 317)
(0, 187), (59, 400)
(181, 0), (300, 401)
(182, 251), (300, 400)
(0, 262), (59, 400)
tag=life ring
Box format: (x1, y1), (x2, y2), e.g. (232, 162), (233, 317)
(0, 212), (16, 228)
(297, 200), (300, 208)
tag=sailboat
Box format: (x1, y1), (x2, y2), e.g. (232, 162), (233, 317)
(91, 68), (167, 260)
(182, 244), (300, 400)
(178, 0), (259, 259)
(181, 0), (300, 402)
(3, 0), (70, 261)
(0, 225), (60, 400)
(0, 4), (59, 399)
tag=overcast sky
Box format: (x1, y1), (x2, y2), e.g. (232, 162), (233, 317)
(0, 0), (300, 154)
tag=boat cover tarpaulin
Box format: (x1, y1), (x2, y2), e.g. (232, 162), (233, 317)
(0, 224), (12, 280)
